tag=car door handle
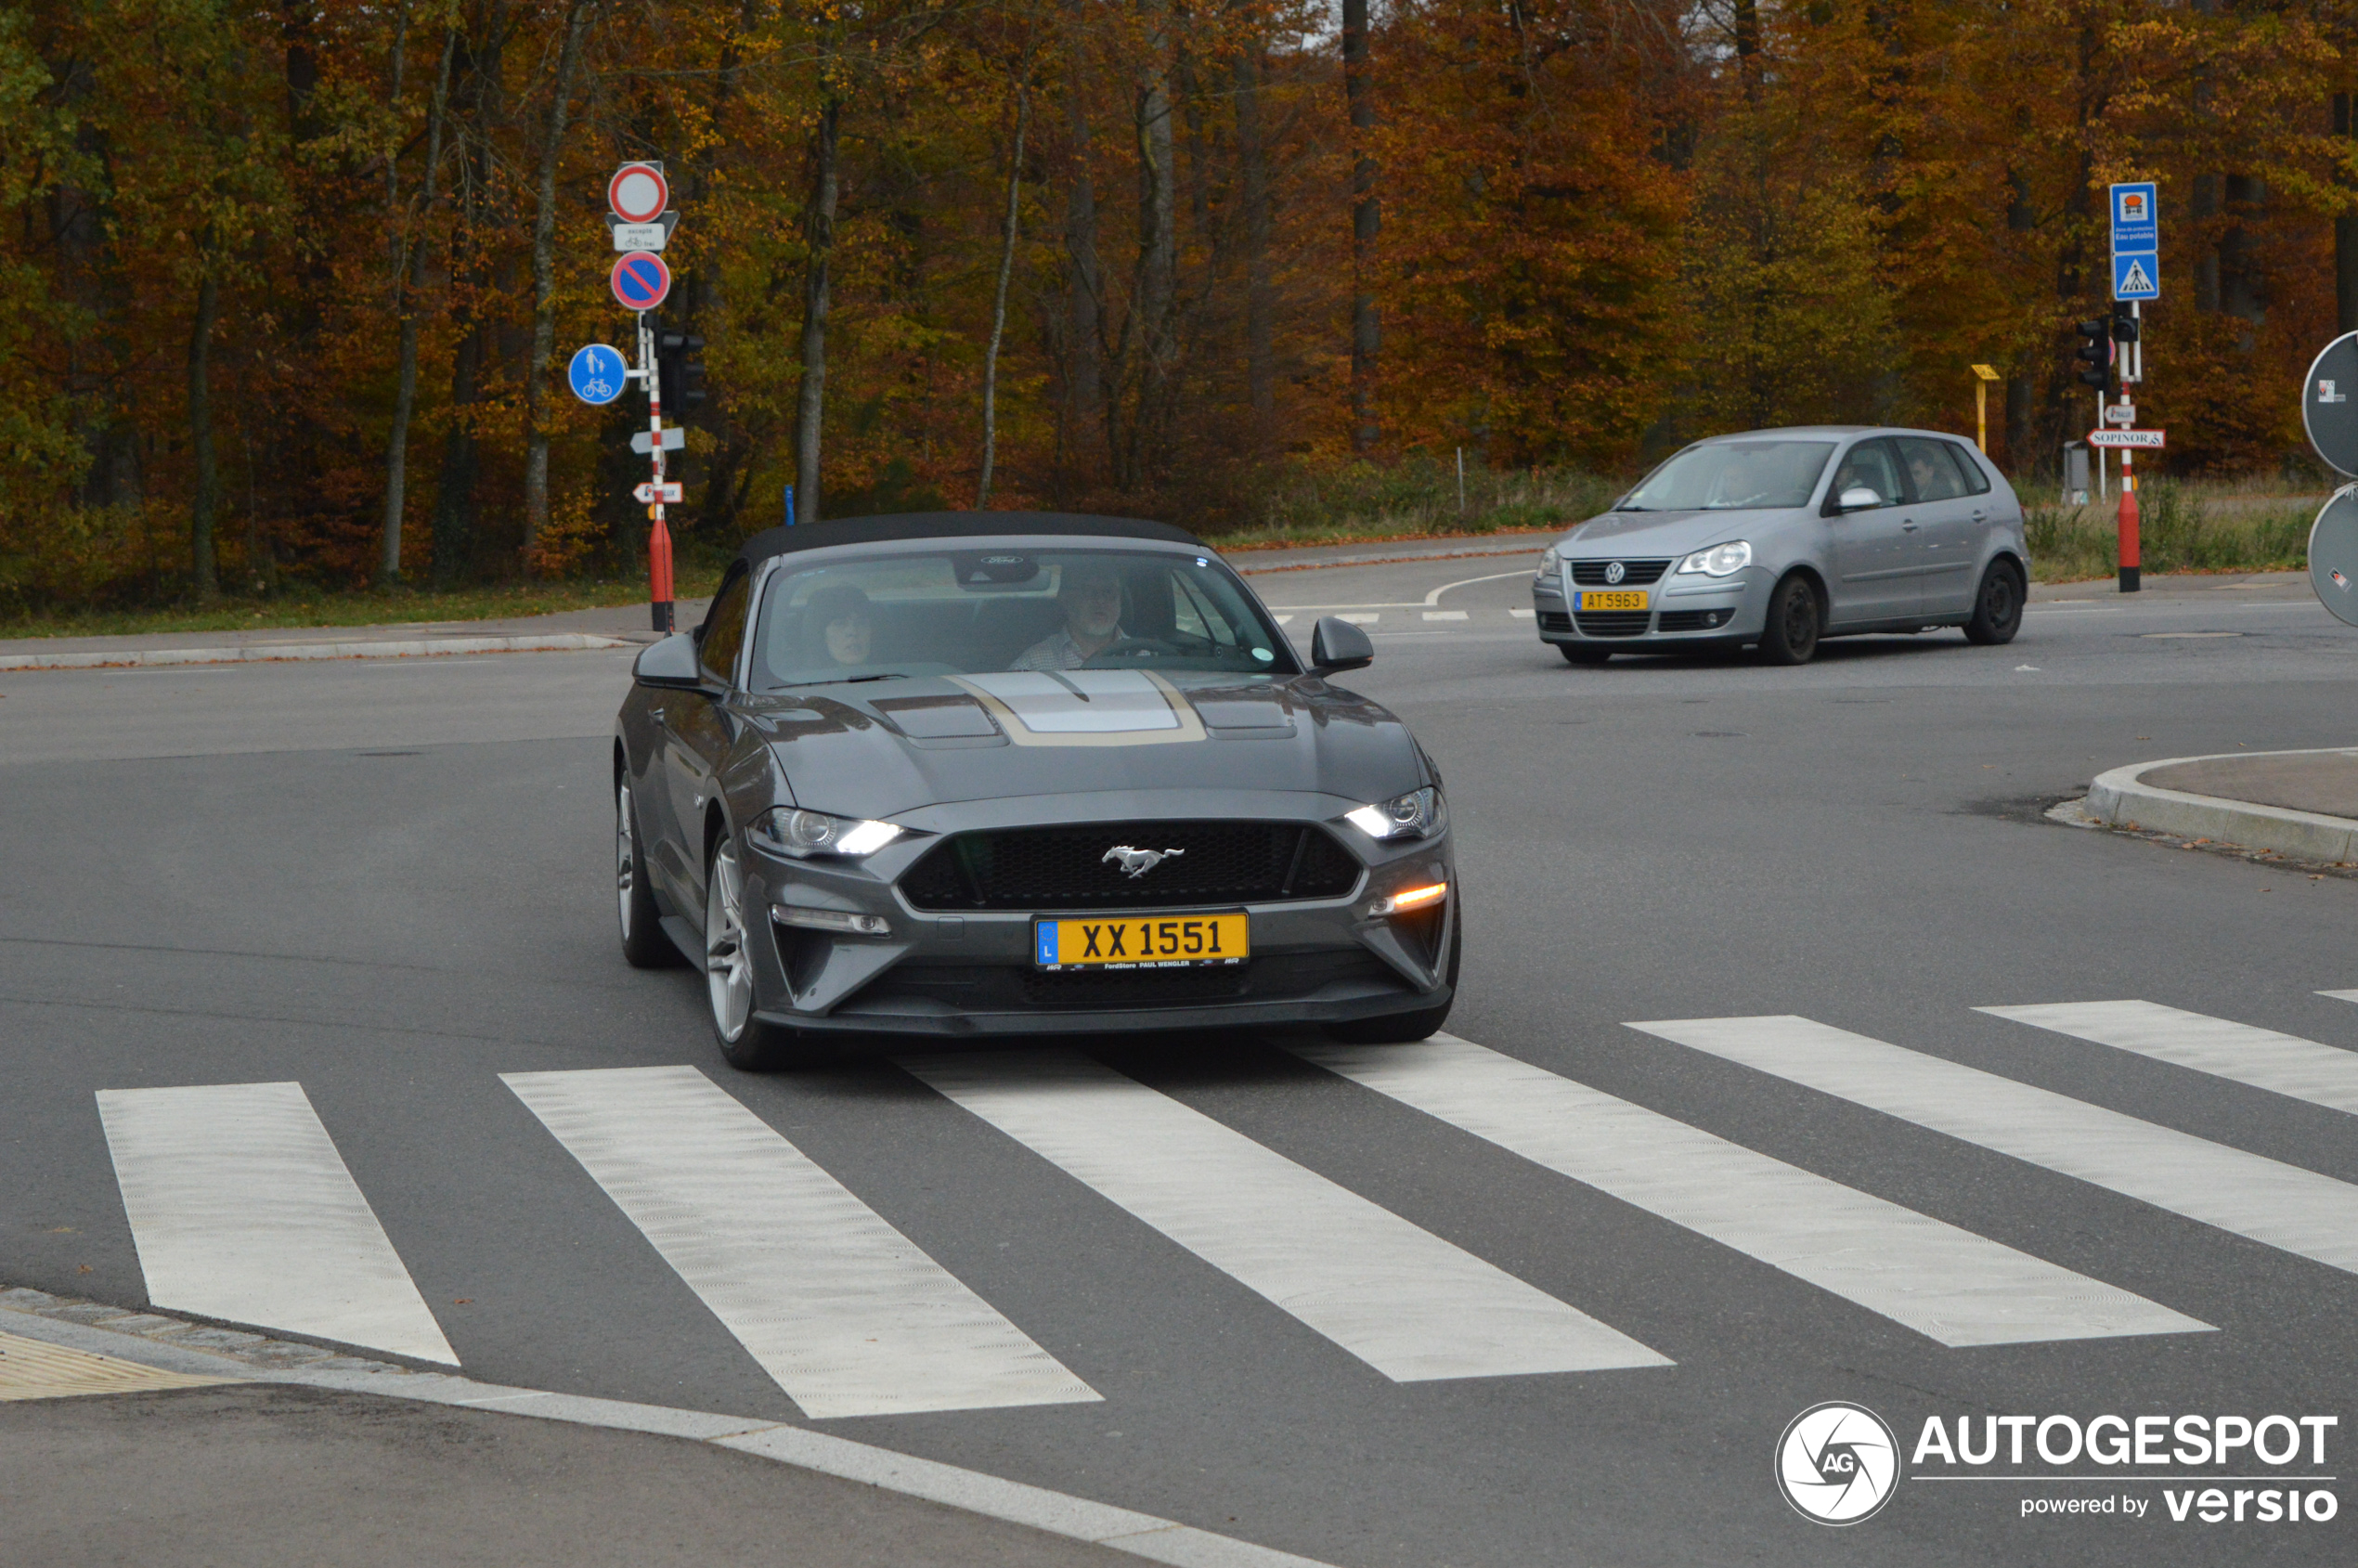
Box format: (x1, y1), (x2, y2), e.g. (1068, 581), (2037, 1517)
(1900, 518), (1920, 531)
(649, 706), (666, 725)
(1971, 510), (1987, 521)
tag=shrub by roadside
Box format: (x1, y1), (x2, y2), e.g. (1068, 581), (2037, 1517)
(2025, 478), (2317, 582)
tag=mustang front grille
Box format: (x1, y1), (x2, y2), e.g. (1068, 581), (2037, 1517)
(897, 821), (1363, 911)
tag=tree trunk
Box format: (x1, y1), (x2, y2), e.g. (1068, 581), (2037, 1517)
(522, 0), (597, 574)
(2339, 94), (2358, 335)
(382, 26), (457, 586)
(2219, 174), (2266, 341)
(1063, 57), (1103, 478)
(1129, 0), (1177, 486)
(978, 86), (1030, 508)
(2004, 166), (2035, 473)
(795, 97), (842, 524)
(431, 9), (508, 587)
(188, 266), (221, 601)
(1342, 0), (1379, 454)
(1235, 44), (1274, 427)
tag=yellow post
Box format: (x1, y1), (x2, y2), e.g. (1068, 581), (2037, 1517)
(1970, 364), (2001, 454)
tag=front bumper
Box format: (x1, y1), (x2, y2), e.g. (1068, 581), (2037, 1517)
(1534, 564), (1772, 647)
(737, 811), (1455, 1037)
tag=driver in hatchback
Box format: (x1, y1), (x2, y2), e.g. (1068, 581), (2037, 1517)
(1012, 559), (1129, 669)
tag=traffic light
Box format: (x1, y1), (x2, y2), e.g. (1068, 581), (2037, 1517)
(2073, 317), (2111, 392)
(2109, 302), (2139, 344)
(654, 323), (706, 418)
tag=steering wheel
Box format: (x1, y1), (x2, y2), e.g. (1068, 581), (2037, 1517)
(1083, 637), (1180, 666)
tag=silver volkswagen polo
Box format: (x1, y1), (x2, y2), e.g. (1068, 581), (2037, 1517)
(1532, 426), (2030, 665)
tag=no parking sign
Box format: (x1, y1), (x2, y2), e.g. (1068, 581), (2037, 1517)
(610, 250), (671, 312)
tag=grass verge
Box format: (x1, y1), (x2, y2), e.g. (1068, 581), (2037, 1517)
(0, 570), (729, 642)
(2026, 480), (2318, 582)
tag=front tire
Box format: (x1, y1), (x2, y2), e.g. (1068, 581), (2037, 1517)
(705, 835), (826, 1070)
(1756, 573), (1822, 666)
(1963, 559), (2025, 645)
(617, 777), (681, 969)
(1559, 644), (1613, 666)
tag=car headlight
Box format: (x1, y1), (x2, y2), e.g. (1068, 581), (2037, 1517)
(1344, 786), (1446, 841)
(754, 807), (905, 859)
(1676, 540), (1753, 577)
(1535, 545), (1561, 581)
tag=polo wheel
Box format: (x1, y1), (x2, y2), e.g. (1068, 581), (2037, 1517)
(1756, 574), (1822, 666)
(1963, 559), (2025, 645)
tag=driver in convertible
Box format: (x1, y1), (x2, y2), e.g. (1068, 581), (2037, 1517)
(1013, 560), (1128, 669)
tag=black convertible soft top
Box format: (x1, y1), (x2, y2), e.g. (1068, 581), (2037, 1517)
(733, 511), (1204, 570)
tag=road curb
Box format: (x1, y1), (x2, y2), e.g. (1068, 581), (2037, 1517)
(2085, 748), (2358, 863)
(0, 631), (631, 672)
(0, 1286), (1341, 1568)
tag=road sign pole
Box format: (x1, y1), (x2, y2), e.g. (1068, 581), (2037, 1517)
(2118, 383), (2140, 593)
(641, 310), (674, 632)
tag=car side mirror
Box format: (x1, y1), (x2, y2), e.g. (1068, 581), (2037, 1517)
(1834, 486), (1883, 512)
(1310, 616), (1374, 675)
(632, 632), (705, 690)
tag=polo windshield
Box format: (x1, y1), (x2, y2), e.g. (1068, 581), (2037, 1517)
(750, 548), (1296, 690)
(1620, 440), (1835, 511)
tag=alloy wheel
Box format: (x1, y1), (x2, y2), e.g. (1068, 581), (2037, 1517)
(706, 839), (753, 1041)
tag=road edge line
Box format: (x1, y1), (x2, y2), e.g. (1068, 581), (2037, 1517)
(0, 1288), (1344, 1568)
(0, 632), (631, 671)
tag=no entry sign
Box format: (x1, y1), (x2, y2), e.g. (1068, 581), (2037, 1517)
(610, 250), (671, 312)
(607, 162), (668, 225)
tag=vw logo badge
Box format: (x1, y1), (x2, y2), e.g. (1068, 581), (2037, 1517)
(1604, 561), (1626, 585)
(1774, 1402), (1900, 1525)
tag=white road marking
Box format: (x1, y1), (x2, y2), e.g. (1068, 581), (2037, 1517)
(96, 1082), (457, 1364)
(1421, 610), (1469, 621)
(1628, 1015), (2358, 1276)
(1422, 569), (1536, 605)
(901, 1050), (1668, 1380)
(1291, 1035), (2205, 1346)
(1339, 613), (1380, 625)
(1274, 615), (1294, 626)
(1509, 607), (1535, 619)
(503, 1065), (1097, 1419)
(1985, 1000), (2358, 1115)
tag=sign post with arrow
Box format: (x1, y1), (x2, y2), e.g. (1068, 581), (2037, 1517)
(2107, 182), (2159, 592)
(564, 162), (688, 632)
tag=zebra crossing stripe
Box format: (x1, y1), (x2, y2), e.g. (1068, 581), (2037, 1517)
(502, 1065), (1098, 1420)
(1290, 1035), (2207, 1346)
(900, 1049), (1669, 1381)
(1629, 1016), (2358, 1276)
(1981, 1000), (2358, 1116)
(95, 1082), (458, 1365)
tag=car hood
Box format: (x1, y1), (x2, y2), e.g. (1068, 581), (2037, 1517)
(737, 668), (1426, 820)
(1554, 508), (1801, 555)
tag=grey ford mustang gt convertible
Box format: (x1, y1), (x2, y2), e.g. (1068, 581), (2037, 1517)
(613, 512), (1458, 1069)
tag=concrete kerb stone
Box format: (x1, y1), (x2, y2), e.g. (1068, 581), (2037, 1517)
(0, 1285), (1342, 1568)
(2084, 748), (2358, 863)
(0, 631), (630, 672)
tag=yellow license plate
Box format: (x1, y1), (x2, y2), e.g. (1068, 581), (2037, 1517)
(1579, 590), (1649, 611)
(1034, 913), (1249, 969)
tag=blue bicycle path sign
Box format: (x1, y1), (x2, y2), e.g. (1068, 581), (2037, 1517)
(568, 343), (629, 406)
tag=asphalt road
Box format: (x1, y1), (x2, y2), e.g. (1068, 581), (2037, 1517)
(4, 555), (2355, 1567)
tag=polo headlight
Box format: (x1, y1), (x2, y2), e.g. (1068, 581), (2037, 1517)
(1344, 786), (1445, 841)
(1676, 540), (1753, 577)
(1536, 545), (1561, 582)
(754, 808), (905, 859)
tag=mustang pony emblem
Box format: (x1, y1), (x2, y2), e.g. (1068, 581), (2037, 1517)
(1103, 846), (1185, 878)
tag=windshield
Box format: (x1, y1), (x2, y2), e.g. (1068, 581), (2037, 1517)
(749, 547), (1297, 691)
(1619, 440), (1835, 512)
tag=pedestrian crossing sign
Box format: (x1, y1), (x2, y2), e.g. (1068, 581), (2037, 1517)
(2113, 253), (2159, 302)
